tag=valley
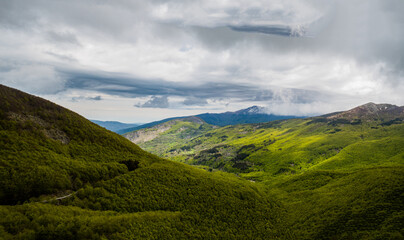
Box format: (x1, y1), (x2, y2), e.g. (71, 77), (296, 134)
(123, 102), (404, 239)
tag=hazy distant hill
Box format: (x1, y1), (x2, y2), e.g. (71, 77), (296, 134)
(91, 120), (142, 132)
(118, 105), (301, 134)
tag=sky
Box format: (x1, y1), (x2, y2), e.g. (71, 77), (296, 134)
(1, 0), (403, 123)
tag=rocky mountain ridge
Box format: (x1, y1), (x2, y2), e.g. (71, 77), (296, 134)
(326, 102), (404, 120)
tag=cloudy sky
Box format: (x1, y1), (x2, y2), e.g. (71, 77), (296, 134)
(1, 0), (403, 122)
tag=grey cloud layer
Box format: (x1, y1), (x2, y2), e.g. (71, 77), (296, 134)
(229, 25), (301, 37)
(0, 0), (403, 117)
(62, 69), (325, 104)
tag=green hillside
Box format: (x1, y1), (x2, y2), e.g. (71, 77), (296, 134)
(1, 84), (403, 239)
(0, 84), (289, 239)
(125, 103), (404, 239)
(271, 167), (404, 239)
(123, 116), (214, 158)
(130, 104), (404, 180)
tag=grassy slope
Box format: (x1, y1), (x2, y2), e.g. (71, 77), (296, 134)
(0, 85), (288, 239)
(125, 118), (214, 158)
(136, 117), (404, 179)
(131, 111), (404, 239)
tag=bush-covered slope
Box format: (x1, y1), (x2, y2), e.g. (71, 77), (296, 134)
(0, 84), (160, 204)
(0, 84), (288, 239)
(132, 104), (404, 179)
(271, 167), (404, 239)
(126, 103), (404, 239)
(2, 85), (403, 239)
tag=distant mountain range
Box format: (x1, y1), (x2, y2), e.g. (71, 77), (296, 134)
(117, 106), (302, 134)
(90, 120), (142, 132)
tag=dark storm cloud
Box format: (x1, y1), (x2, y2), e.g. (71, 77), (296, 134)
(229, 25), (302, 37)
(61, 69), (324, 104)
(63, 69), (256, 99)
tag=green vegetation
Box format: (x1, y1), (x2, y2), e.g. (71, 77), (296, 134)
(0, 84), (288, 239)
(271, 167), (404, 239)
(1, 84), (403, 239)
(125, 103), (404, 239)
(134, 114), (404, 180)
(124, 117), (214, 158)
(0, 85), (160, 204)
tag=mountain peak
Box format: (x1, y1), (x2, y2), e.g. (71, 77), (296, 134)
(356, 102), (397, 112)
(235, 106), (267, 115)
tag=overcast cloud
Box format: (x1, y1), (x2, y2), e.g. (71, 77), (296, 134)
(0, 0), (403, 122)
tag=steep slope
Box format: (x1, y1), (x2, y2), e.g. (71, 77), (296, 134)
(91, 120), (142, 132)
(0, 84), (288, 239)
(0, 85), (159, 204)
(117, 105), (301, 134)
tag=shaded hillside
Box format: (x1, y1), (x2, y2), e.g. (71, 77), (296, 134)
(0, 84), (159, 204)
(0, 84), (289, 239)
(117, 106), (301, 134)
